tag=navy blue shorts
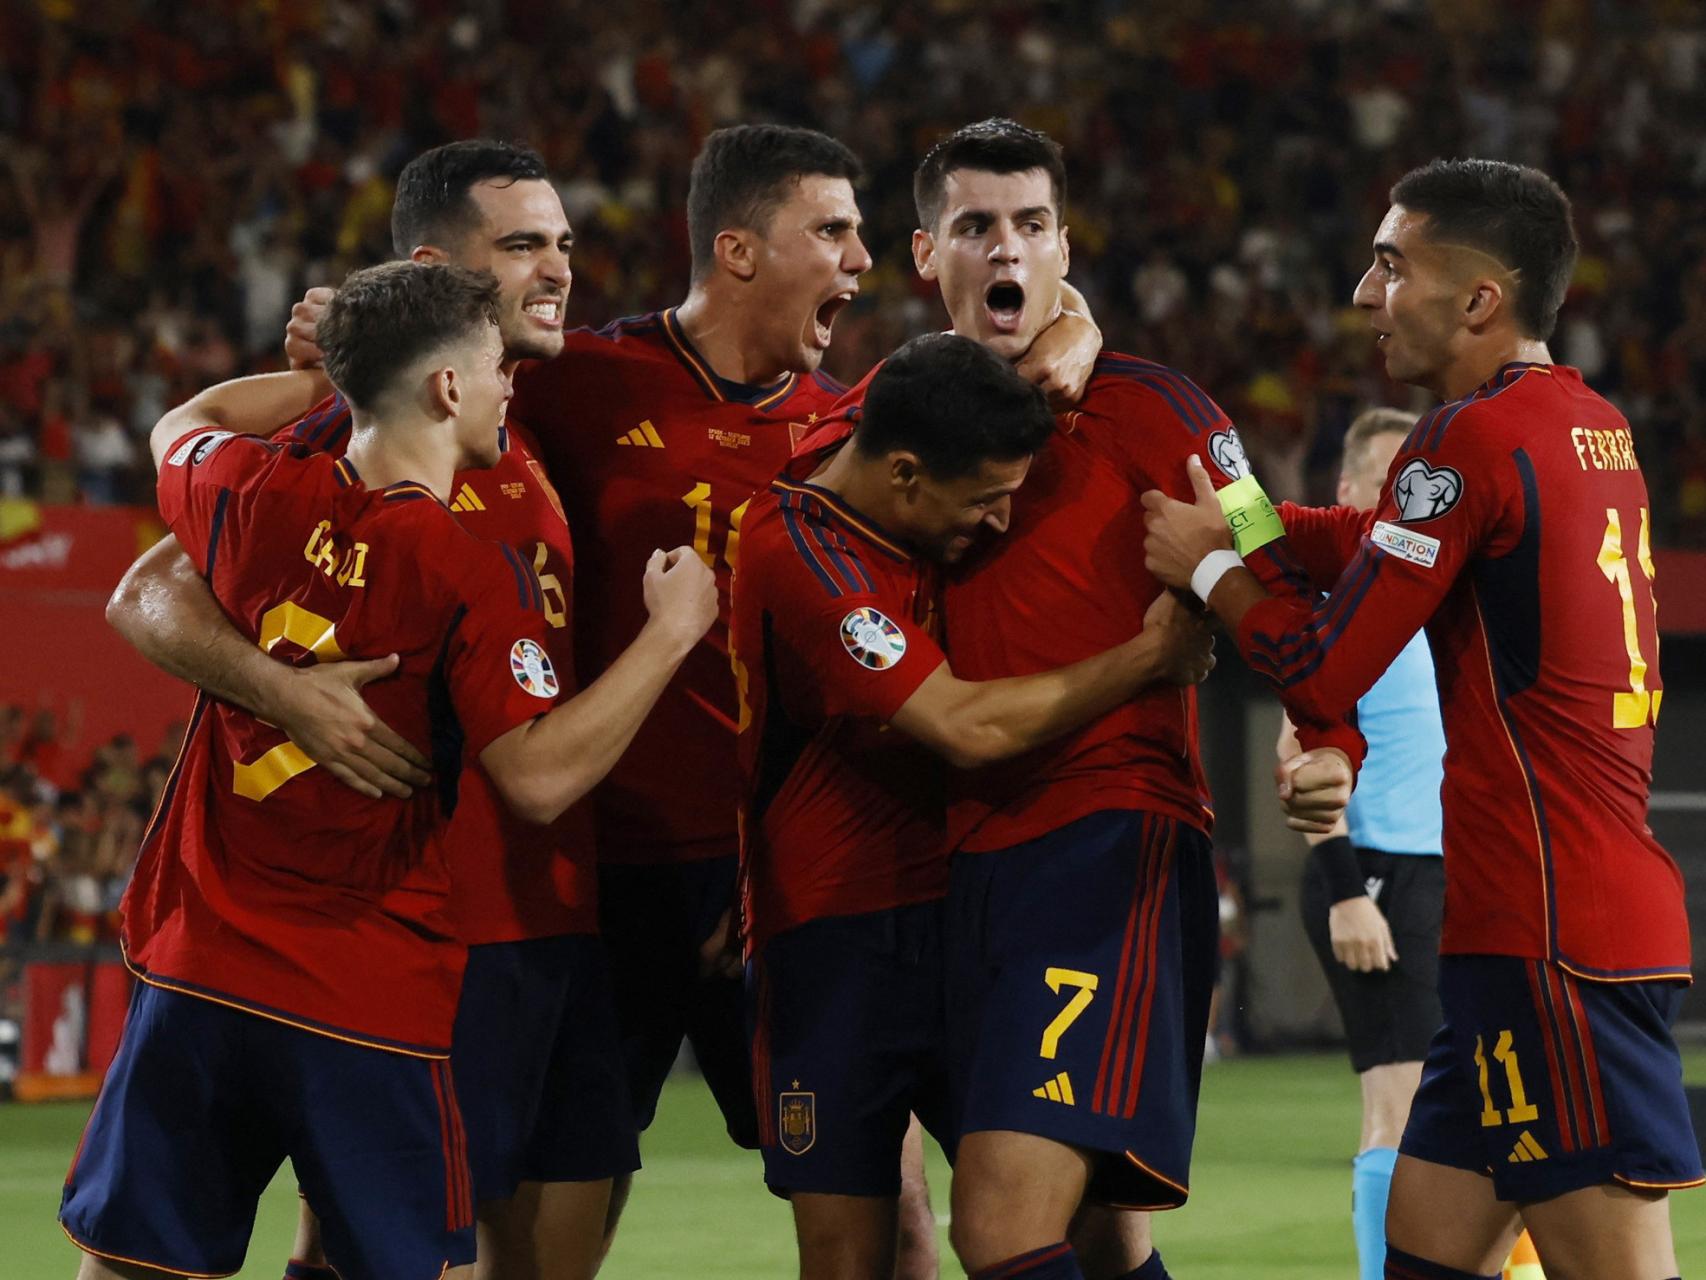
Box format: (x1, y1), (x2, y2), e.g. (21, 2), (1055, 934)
(60, 980), (475, 1280)
(600, 855), (759, 1148)
(452, 933), (640, 1203)
(946, 810), (1219, 1210)
(1400, 954), (1704, 1200)
(747, 900), (953, 1197)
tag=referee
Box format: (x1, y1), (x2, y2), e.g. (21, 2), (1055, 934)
(1280, 407), (1444, 1280)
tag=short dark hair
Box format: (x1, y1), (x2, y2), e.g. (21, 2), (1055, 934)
(391, 140), (549, 257)
(686, 125), (863, 280)
(854, 333), (1054, 479)
(318, 262), (501, 411)
(1390, 158), (1578, 340)
(913, 118), (1067, 233)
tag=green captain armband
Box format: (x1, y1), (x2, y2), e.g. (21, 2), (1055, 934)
(1215, 474), (1286, 556)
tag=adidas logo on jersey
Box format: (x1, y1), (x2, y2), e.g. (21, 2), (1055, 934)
(449, 483), (486, 513)
(1032, 1072), (1076, 1106)
(617, 420), (665, 448)
(1507, 1131), (1549, 1163)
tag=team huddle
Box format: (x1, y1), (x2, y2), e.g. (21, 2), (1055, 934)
(59, 117), (1696, 1280)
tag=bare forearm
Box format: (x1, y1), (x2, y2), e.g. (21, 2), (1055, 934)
(151, 370), (332, 469)
(108, 537), (289, 717)
(486, 621), (696, 823)
(946, 633), (1160, 767)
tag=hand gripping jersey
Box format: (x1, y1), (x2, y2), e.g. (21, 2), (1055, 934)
(285, 397), (594, 942)
(814, 354), (1364, 854)
(730, 455), (949, 955)
(131, 428), (555, 1055)
(1242, 363), (1687, 979)
(509, 310), (846, 864)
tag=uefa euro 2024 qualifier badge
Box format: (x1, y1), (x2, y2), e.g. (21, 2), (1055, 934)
(839, 607), (906, 671)
(510, 638), (560, 698)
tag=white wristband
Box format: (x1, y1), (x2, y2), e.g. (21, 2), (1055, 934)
(1189, 548), (1245, 604)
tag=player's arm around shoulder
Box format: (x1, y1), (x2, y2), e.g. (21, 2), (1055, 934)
(149, 369), (333, 472)
(476, 544), (716, 825)
(890, 589), (1215, 770)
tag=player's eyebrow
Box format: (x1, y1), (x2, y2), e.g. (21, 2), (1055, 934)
(1012, 205), (1053, 224)
(496, 229), (574, 248)
(1374, 240), (1405, 260)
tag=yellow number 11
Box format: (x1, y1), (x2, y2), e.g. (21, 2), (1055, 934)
(1596, 507), (1660, 729)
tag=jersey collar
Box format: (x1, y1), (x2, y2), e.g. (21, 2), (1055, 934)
(660, 307), (799, 410)
(771, 477), (912, 562)
(334, 456), (448, 506)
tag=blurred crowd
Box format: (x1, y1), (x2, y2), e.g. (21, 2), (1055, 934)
(0, 703), (180, 960)
(2, 0), (1705, 542)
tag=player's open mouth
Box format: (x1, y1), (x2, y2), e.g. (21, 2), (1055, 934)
(523, 298), (563, 328)
(813, 291), (855, 348)
(986, 282), (1025, 333)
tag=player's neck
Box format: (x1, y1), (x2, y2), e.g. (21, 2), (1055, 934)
(810, 447), (907, 544)
(343, 415), (458, 501)
(1433, 335), (1553, 401)
(674, 287), (789, 387)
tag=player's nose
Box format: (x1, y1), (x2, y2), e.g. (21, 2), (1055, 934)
(982, 496), (1012, 534)
(1352, 264), (1381, 310)
(844, 232), (873, 277)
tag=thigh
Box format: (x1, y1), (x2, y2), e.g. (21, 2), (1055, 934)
(1380, 855), (1444, 1063)
(958, 812), (1215, 1211)
(286, 1033), (477, 1280)
(521, 934), (643, 1184)
(749, 905), (942, 1198)
(1399, 955), (1703, 1204)
(60, 982), (283, 1277)
(450, 938), (574, 1206)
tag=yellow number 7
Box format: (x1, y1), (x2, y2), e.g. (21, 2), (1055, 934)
(1040, 968), (1099, 1060)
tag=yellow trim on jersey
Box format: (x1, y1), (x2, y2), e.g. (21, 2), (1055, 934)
(61, 1222), (237, 1279)
(1555, 960), (1694, 986)
(772, 478), (910, 561)
(662, 307), (797, 407)
(122, 953), (450, 1061)
(1121, 1149), (1190, 1200)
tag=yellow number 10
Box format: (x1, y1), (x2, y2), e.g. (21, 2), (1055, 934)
(1596, 507), (1661, 729)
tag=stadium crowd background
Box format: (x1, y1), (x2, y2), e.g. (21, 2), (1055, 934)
(2, 1), (1705, 1034)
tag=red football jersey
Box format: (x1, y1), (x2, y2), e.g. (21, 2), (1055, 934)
(1239, 363), (1687, 979)
(130, 428), (556, 1055)
(819, 355), (1363, 855)
(509, 309), (846, 863)
(730, 464), (948, 954)
(283, 397), (594, 941)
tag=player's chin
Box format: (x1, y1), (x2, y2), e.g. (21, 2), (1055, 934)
(505, 331), (565, 363)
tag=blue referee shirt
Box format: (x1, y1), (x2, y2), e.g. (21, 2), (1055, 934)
(1345, 630), (1444, 857)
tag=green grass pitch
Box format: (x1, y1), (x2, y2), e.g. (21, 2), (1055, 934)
(3, 1052), (1702, 1277)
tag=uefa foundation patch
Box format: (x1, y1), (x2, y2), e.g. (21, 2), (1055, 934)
(1371, 520), (1441, 568)
(510, 638), (560, 697)
(839, 607), (907, 670)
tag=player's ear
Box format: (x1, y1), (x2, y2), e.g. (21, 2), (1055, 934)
(411, 245), (450, 266)
(1058, 224), (1070, 275)
(715, 229), (759, 283)
(1463, 276), (1504, 332)
(889, 451), (923, 493)
(433, 365), (461, 418)
(912, 229), (938, 282)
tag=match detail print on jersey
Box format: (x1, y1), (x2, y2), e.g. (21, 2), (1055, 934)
(839, 607), (907, 670)
(510, 639), (560, 698)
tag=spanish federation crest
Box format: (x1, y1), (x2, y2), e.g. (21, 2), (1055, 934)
(509, 638), (559, 698)
(779, 1087), (816, 1155)
(839, 607), (907, 671)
